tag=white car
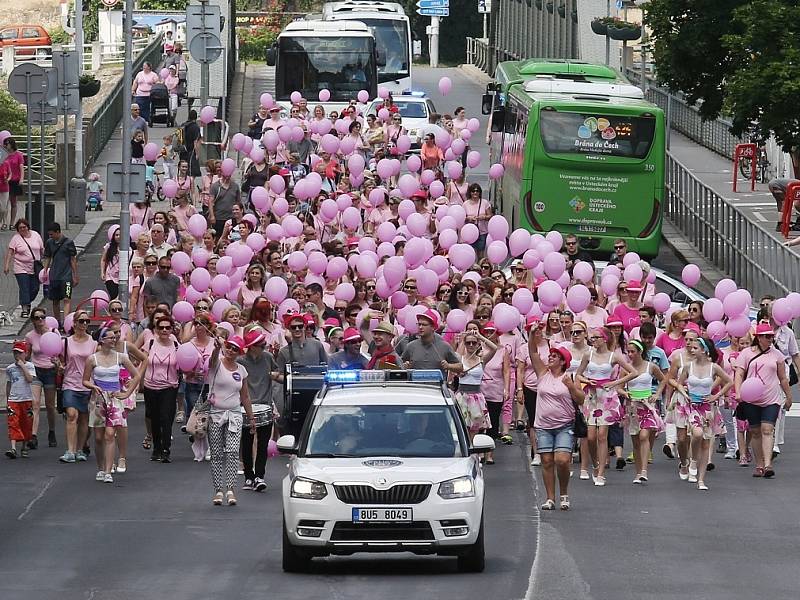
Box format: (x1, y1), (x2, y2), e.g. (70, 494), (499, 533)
(278, 369), (494, 573)
(365, 93), (437, 150)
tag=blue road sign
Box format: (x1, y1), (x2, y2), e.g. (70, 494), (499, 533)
(417, 0), (449, 8)
(417, 7), (449, 16)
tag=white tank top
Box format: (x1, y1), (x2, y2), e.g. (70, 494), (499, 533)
(686, 362), (714, 402)
(459, 359), (484, 387)
(584, 350), (614, 381)
(93, 351), (122, 392)
(627, 363), (652, 398)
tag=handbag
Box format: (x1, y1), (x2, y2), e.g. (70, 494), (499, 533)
(21, 235), (43, 278)
(186, 362), (218, 438)
(573, 401), (588, 438)
(790, 364), (798, 387)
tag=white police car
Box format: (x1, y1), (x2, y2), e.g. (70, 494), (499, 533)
(278, 369), (494, 572)
(365, 92), (437, 150)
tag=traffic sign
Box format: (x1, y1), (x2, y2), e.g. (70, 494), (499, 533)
(101, 0), (119, 7)
(53, 49), (80, 114)
(417, 7), (449, 16)
(417, 0), (449, 8)
(616, 0), (624, 9)
(29, 102), (58, 125)
(107, 162), (147, 204)
(189, 31), (223, 64)
(7, 63), (49, 105)
(186, 2), (221, 38)
(478, 0), (491, 13)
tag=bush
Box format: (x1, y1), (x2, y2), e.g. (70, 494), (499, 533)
(238, 27), (279, 62)
(0, 90), (28, 133)
(49, 25), (72, 45)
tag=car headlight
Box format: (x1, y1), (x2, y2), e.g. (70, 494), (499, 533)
(291, 477), (328, 500)
(437, 476), (475, 499)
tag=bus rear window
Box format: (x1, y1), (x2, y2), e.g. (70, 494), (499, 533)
(539, 111), (655, 159)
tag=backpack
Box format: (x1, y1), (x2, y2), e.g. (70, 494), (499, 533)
(173, 126), (187, 155)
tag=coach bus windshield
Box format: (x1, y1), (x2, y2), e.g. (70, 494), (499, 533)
(277, 36), (377, 102)
(539, 110), (656, 159)
(359, 18), (410, 84)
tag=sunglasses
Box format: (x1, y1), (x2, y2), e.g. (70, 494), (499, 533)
(32, 315), (45, 321)
(614, 245), (625, 250)
(77, 319), (90, 325)
(571, 330), (585, 336)
(456, 290), (468, 295)
(346, 313), (358, 319)
(513, 268), (525, 273)
(566, 241), (577, 246)
(145, 261), (157, 266)
(290, 325), (305, 331)
(480, 265), (491, 270)
(366, 285), (376, 290)
(196, 305), (209, 311)
(110, 307), (123, 313)
(404, 286), (417, 291)
(465, 341), (479, 346)
(439, 288), (452, 294)
(157, 325), (172, 331)
(224, 344), (240, 352)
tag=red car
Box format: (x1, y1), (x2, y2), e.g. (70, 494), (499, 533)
(0, 24), (52, 57)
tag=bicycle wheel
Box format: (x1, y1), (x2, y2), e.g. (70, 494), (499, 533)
(739, 156), (752, 180)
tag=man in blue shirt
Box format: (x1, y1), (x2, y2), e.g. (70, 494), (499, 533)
(328, 328), (367, 370)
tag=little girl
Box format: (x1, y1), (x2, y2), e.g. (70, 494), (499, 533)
(131, 130), (146, 165)
(161, 134), (177, 180)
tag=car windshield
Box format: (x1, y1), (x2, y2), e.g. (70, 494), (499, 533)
(304, 405), (465, 458)
(367, 100), (428, 119)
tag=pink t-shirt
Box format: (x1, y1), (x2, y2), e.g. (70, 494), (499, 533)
(144, 337), (179, 389)
(173, 203), (197, 234)
(533, 371), (575, 429)
(577, 307), (608, 330)
(130, 203), (153, 227)
(184, 338), (215, 384)
(611, 304), (641, 334)
(26, 329), (56, 369)
(102, 243), (120, 283)
(656, 332), (685, 358)
(209, 362), (247, 410)
(240, 286), (263, 310)
(134, 70), (159, 96)
(8, 231), (44, 274)
(463, 198), (490, 234)
(516, 341), (550, 389)
(735, 347), (786, 407)
(5, 151), (25, 182)
(62, 336), (97, 391)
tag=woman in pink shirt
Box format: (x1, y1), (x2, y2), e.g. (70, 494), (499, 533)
(57, 311), (97, 463)
(25, 306), (59, 448)
(3, 217), (44, 317)
(3, 137), (26, 225)
(238, 263), (266, 310)
(734, 323), (793, 478)
(131, 62), (160, 122)
(100, 225), (121, 299)
(656, 309), (690, 358)
(142, 314), (180, 462)
(610, 280), (643, 333)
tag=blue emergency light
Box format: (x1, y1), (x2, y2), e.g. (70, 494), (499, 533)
(324, 370), (443, 384)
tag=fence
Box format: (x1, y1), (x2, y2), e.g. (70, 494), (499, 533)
(12, 132), (58, 195)
(0, 37), (155, 76)
(666, 154), (800, 298)
(81, 34), (165, 173)
(466, 38), (490, 74)
(624, 67), (741, 161)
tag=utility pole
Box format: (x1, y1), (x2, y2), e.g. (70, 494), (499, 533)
(429, 16), (439, 68)
(118, 0), (133, 313)
(74, 0), (84, 176)
(487, 0), (498, 75)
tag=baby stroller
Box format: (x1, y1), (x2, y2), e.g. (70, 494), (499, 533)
(149, 83), (174, 128)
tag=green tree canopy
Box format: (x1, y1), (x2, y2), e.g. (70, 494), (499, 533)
(647, 0), (800, 159)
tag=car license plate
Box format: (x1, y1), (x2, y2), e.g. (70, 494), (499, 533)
(352, 507), (413, 523)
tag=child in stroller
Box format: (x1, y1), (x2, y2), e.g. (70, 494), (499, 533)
(86, 172), (104, 211)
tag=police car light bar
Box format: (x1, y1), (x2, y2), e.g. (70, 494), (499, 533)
(401, 89), (427, 97)
(324, 370), (443, 383)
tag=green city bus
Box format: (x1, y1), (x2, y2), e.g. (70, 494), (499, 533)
(483, 60), (666, 258)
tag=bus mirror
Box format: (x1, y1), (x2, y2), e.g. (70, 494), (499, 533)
(490, 108), (505, 131)
(481, 93), (494, 115)
(266, 46), (276, 66)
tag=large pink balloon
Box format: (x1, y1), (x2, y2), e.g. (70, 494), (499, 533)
(622, 252), (641, 267)
(566, 285), (591, 313)
(449, 244), (476, 271)
(488, 163), (505, 180)
(211, 274), (230, 296)
(702, 298), (724, 322)
(682, 264), (701, 287)
(486, 240), (508, 265)
(384, 256), (407, 287)
(188, 214), (207, 238)
(439, 229), (458, 250)
(466, 150), (481, 169)
(211, 299), (231, 321)
(162, 179), (178, 199)
(190, 268), (211, 292)
(260, 92), (274, 108)
(170, 251), (192, 275)
(572, 261), (593, 283)
(438, 76), (452, 96)
(723, 290), (749, 318)
(143, 142), (160, 161)
(200, 105), (216, 124)
(406, 212), (427, 237)
(319, 89), (330, 102)
(326, 256), (348, 279)
(543, 252), (566, 280)
(172, 301), (195, 323)
(220, 158), (236, 177)
(706, 320), (727, 342)
(334, 283), (356, 302)
(494, 303), (521, 333)
(623, 263), (643, 283)
(342, 206), (361, 230)
(39, 331), (63, 357)
(508, 229), (531, 257)
(538, 280), (563, 307)
(600, 275), (620, 297)
(652, 292), (671, 314)
(740, 378), (765, 403)
(176, 343), (201, 371)
(487, 215), (509, 240)
(446, 309), (468, 333)
(726, 314), (751, 337)
(416, 269), (439, 297)
(512, 288), (534, 315)
(772, 298), (793, 325)
(265, 276), (288, 303)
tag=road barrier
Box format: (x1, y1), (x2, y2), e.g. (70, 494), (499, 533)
(0, 38), (155, 75)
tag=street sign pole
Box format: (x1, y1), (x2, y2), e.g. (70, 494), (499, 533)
(74, 0), (84, 176)
(119, 0), (133, 312)
(430, 16), (439, 68)
(39, 99), (46, 236)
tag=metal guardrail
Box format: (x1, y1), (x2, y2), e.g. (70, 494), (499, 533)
(625, 67), (741, 161)
(0, 38), (155, 74)
(9, 133), (58, 195)
(666, 153), (799, 298)
(466, 38), (490, 74)
(82, 34), (165, 173)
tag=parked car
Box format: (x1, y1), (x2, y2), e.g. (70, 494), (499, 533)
(365, 93), (437, 151)
(0, 25), (52, 58)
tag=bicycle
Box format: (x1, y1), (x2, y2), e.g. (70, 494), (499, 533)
(738, 126), (772, 184)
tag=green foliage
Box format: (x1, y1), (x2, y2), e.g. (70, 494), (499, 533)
(82, 0), (105, 43)
(0, 90), (28, 133)
(138, 0), (189, 9)
(238, 27), (278, 62)
(402, 0), (481, 64)
(647, 0), (800, 154)
(49, 25), (72, 45)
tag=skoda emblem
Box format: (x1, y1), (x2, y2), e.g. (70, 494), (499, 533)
(362, 459), (403, 469)
(376, 477), (388, 486)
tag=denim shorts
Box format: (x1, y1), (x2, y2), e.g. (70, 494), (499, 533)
(738, 402), (780, 428)
(34, 366), (57, 389)
(535, 424), (575, 454)
(62, 390), (91, 413)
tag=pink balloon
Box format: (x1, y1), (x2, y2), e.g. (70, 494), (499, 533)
(772, 298), (793, 325)
(723, 291), (749, 318)
(383, 256), (407, 287)
(512, 288), (534, 315)
(398, 174), (419, 198)
(415, 269), (438, 297)
(335, 283), (356, 302)
(449, 244), (476, 271)
(290, 91), (302, 104)
(277, 299), (300, 320)
(376, 158), (394, 180)
(187, 214), (207, 238)
(396, 135), (412, 154)
(143, 142), (160, 161)
(170, 251), (192, 275)
(487, 215), (509, 240)
(406, 212), (427, 237)
(211, 299), (231, 322)
(200, 105), (216, 124)
(358, 89), (369, 103)
(446, 161), (462, 180)
(184, 286), (203, 304)
(466, 150), (481, 169)
(702, 298), (724, 322)
(652, 292), (671, 314)
(265, 276), (288, 303)
(622, 252), (641, 267)
(493, 303), (521, 333)
(788, 292), (800, 318)
(429, 179), (445, 199)
(260, 92), (274, 108)
(714, 278), (737, 301)
(488, 163), (505, 180)
(172, 301), (195, 323)
(318, 89), (330, 102)
(706, 320), (727, 342)
(726, 314), (751, 337)
(600, 275), (620, 296)
(682, 264), (701, 287)
(176, 342), (201, 371)
(162, 179), (178, 199)
(572, 261), (593, 283)
(439, 229), (458, 250)
(307, 252), (328, 275)
(210, 274), (229, 296)
(39, 331), (63, 357)
(623, 263), (643, 283)
(438, 76), (452, 96)
(446, 309), (468, 333)
(326, 256), (348, 279)
(486, 240), (508, 264)
(397, 199), (415, 221)
(543, 252), (566, 280)
(190, 268), (211, 292)
(740, 378), (765, 403)
(231, 132), (246, 151)
(220, 158), (236, 178)
(508, 229), (531, 257)
(342, 206), (361, 230)
(538, 280), (562, 308)
(565, 285), (590, 313)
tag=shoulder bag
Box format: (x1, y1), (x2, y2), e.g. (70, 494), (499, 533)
(186, 361), (218, 439)
(21, 235), (43, 279)
(573, 401), (588, 438)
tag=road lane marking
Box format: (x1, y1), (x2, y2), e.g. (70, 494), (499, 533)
(752, 212), (768, 222)
(17, 475), (55, 521)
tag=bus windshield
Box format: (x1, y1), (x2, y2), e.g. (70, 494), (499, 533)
(278, 36), (376, 102)
(539, 110), (656, 159)
(359, 18), (409, 83)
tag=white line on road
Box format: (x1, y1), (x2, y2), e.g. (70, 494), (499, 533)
(17, 475), (55, 521)
(734, 202), (777, 207)
(752, 212), (768, 222)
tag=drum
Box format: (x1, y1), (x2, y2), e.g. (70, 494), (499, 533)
(251, 404), (273, 428)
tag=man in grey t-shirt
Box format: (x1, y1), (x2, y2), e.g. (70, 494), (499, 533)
(401, 309), (460, 377)
(208, 175), (240, 237)
(142, 256), (180, 307)
(276, 313), (328, 380)
(43, 222), (78, 322)
(130, 104), (148, 143)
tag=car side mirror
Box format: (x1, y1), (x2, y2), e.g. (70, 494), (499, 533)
(266, 45), (277, 66)
(481, 93), (494, 115)
(672, 290), (688, 304)
(277, 434), (297, 454)
(490, 107), (505, 132)
(470, 433), (495, 454)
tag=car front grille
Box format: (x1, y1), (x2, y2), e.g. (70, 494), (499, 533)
(334, 483), (431, 505)
(331, 521), (435, 542)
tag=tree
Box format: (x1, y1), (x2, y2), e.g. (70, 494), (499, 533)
(647, 0), (800, 171)
(0, 91), (28, 133)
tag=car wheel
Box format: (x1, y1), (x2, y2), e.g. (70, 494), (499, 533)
(282, 519), (311, 572)
(456, 514), (485, 573)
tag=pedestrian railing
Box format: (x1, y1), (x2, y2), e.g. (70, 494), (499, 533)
(0, 37), (156, 75)
(82, 34), (165, 173)
(466, 38), (490, 74)
(625, 67), (741, 161)
(665, 153), (800, 297)
(8, 132), (58, 198)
